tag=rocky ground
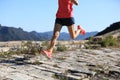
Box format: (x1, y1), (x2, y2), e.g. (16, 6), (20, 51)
(0, 48), (120, 80)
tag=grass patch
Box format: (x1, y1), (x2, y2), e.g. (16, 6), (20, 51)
(57, 45), (68, 52)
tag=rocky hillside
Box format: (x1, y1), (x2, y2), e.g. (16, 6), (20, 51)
(96, 21), (120, 37)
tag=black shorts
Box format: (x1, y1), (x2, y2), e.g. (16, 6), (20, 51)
(55, 17), (75, 26)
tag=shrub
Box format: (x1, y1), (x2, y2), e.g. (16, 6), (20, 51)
(30, 47), (39, 55)
(57, 45), (68, 52)
(0, 52), (12, 57)
(99, 35), (118, 47)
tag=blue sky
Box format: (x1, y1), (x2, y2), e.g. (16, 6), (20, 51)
(0, 0), (120, 33)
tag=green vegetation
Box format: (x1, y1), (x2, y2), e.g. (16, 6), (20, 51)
(99, 36), (118, 47)
(0, 34), (119, 57)
(0, 41), (41, 57)
(87, 35), (120, 49)
(0, 52), (12, 57)
(0, 40), (69, 58)
(21, 41), (40, 55)
(57, 44), (68, 52)
(41, 41), (68, 52)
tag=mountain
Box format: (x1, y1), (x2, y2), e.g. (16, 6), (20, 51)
(0, 24), (98, 41)
(31, 31), (98, 41)
(96, 21), (120, 37)
(30, 31), (53, 41)
(0, 26), (37, 41)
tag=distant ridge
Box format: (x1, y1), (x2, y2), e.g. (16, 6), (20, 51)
(0, 24), (97, 41)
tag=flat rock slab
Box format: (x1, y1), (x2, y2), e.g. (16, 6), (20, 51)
(0, 48), (120, 80)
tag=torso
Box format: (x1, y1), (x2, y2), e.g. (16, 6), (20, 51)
(56, 0), (73, 18)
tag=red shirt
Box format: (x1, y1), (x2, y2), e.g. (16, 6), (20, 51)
(56, 0), (73, 18)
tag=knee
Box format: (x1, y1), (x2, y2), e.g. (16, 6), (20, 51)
(53, 32), (60, 39)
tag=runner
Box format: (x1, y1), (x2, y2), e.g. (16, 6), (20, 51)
(42, 0), (86, 59)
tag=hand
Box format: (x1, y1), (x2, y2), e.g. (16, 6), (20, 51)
(70, 0), (78, 5)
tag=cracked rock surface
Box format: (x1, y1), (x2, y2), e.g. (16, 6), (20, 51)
(0, 48), (120, 80)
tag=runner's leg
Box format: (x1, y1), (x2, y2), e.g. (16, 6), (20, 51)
(49, 23), (62, 53)
(67, 24), (80, 39)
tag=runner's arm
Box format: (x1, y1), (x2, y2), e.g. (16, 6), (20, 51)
(70, 0), (78, 5)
